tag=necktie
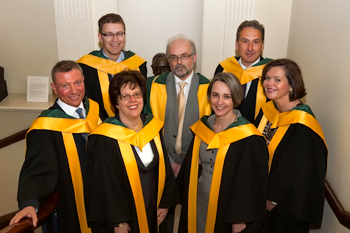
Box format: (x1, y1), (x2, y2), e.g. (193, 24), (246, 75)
(175, 82), (186, 155)
(76, 108), (88, 140)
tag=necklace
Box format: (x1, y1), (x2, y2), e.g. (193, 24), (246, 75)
(131, 119), (143, 132)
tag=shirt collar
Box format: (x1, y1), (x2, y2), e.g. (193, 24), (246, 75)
(174, 70), (194, 86)
(102, 49), (125, 62)
(238, 57), (261, 70)
(57, 98), (85, 117)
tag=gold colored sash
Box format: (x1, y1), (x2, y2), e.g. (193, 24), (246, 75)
(62, 133), (91, 233)
(97, 70), (115, 117)
(28, 100), (100, 134)
(91, 118), (165, 233)
(118, 141), (149, 233)
(77, 54), (145, 74)
(220, 57), (267, 119)
(262, 101), (327, 146)
(188, 121), (262, 232)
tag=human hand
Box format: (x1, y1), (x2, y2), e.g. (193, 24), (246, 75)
(232, 223), (246, 233)
(114, 222), (131, 233)
(9, 206), (38, 227)
(171, 162), (181, 178)
(266, 200), (277, 211)
(158, 208), (168, 225)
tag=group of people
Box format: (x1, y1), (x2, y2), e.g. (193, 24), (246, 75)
(9, 13), (328, 233)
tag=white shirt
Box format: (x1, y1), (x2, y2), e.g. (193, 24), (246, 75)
(174, 70), (194, 110)
(134, 142), (154, 167)
(238, 57), (261, 97)
(57, 99), (86, 119)
(102, 49), (125, 62)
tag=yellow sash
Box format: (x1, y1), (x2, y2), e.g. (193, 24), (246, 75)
(220, 57), (267, 119)
(258, 101), (327, 171)
(77, 54), (146, 117)
(26, 99), (99, 233)
(90, 117), (165, 233)
(149, 79), (211, 122)
(187, 120), (262, 232)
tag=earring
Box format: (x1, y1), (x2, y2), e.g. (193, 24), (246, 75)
(289, 88), (293, 93)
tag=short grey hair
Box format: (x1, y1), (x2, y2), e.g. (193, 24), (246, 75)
(166, 34), (197, 58)
(51, 60), (83, 83)
(207, 72), (243, 107)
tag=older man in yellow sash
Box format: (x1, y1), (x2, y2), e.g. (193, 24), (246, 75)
(10, 61), (100, 233)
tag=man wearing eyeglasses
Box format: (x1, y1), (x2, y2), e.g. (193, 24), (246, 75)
(214, 20), (273, 123)
(145, 34), (211, 233)
(77, 13), (147, 121)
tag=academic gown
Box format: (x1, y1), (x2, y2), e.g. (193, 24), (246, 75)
(254, 101), (328, 231)
(77, 50), (147, 120)
(214, 56), (272, 122)
(177, 115), (269, 233)
(17, 97), (100, 233)
(86, 113), (179, 233)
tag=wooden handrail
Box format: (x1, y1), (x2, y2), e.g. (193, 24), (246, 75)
(325, 179), (350, 229)
(0, 192), (60, 233)
(0, 129), (28, 150)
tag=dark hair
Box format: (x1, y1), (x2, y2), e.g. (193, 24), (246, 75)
(109, 70), (146, 113)
(261, 59), (307, 101)
(152, 53), (167, 65)
(98, 13), (125, 33)
(236, 20), (265, 42)
(51, 60), (83, 83)
(207, 72), (243, 107)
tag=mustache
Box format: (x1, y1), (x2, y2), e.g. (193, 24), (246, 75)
(175, 64), (187, 70)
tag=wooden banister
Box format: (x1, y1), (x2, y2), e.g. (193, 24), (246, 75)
(0, 192), (60, 233)
(325, 179), (350, 229)
(0, 129), (28, 150)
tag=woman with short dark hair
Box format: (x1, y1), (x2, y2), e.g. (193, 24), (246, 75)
(86, 70), (178, 233)
(256, 59), (328, 233)
(178, 72), (269, 233)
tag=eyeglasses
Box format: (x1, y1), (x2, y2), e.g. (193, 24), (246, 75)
(119, 92), (143, 101)
(168, 54), (193, 62)
(101, 32), (125, 39)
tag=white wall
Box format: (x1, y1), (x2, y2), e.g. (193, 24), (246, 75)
(0, 0), (58, 94)
(287, 0), (350, 232)
(117, 0), (204, 77)
(201, 0), (293, 79)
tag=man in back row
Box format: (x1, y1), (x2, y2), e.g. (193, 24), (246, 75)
(215, 20), (272, 123)
(78, 13), (147, 120)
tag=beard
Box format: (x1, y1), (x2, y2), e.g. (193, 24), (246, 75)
(173, 64), (192, 78)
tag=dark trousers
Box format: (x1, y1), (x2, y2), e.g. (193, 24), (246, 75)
(261, 205), (310, 233)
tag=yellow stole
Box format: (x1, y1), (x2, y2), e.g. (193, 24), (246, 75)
(90, 117), (165, 233)
(27, 99), (100, 233)
(77, 54), (146, 117)
(149, 78), (211, 122)
(257, 101), (327, 171)
(187, 119), (262, 233)
(220, 57), (267, 119)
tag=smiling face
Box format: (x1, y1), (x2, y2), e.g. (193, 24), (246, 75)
(263, 66), (291, 104)
(116, 84), (143, 124)
(51, 68), (85, 107)
(210, 81), (235, 119)
(98, 23), (125, 61)
(235, 27), (264, 67)
(168, 39), (197, 80)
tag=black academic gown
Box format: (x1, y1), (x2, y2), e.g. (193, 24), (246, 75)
(78, 50), (147, 120)
(17, 101), (92, 233)
(177, 116), (269, 233)
(254, 105), (328, 232)
(85, 114), (179, 233)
